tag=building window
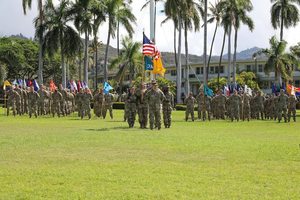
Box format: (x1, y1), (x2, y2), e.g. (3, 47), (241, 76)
(258, 65), (263, 72)
(295, 80), (300, 87)
(196, 67), (200, 74)
(220, 66), (224, 74)
(246, 65), (252, 72)
(189, 74), (195, 78)
(171, 70), (177, 76)
(200, 67), (204, 74)
(210, 66), (215, 74)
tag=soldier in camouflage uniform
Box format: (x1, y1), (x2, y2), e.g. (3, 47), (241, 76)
(38, 85), (50, 116)
(93, 88), (104, 118)
(136, 84), (148, 129)
(122, 90), (129, 122)
(103, 92), (114, 119)
(81, 88), (93, 119)
(145, 80), (165, 130)
(277, 89), (288, 123)
(273, 93), (279, 121)
(126, 87), (137, 128)
(242, 92), (251, 121)
(162, 85), (174, 128)
(214, 90), (227, 119)
(228, 90), (241, 122)
(196, 91), (212, 121)
(51, 88), (63, 117)
(27, 86), (40, 118)
(6, 87), (21, 116)
(184, 92), (196, 122)
(75, 89), (84, 117)
(59, 84), (68, 116)
(288, 94), (297, 122)
(254, 91), (265, 120)
(250, 92), (256, 119)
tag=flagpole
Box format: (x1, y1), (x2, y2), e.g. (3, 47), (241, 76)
(150, 0), (155, 81)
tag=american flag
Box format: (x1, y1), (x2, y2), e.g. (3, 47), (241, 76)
(143, 33), (156, 56)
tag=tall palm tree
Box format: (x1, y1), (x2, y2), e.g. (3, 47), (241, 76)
(271, 0), (300, 41)
(110, 36), (143, 84)
(182, 0), (201, 94)
(164, 0), (183, 103)
(22, 0), (51, 85)
(90, 0), (105, 88)
(70, 0), (93, 83)
(207, 0), (222, 81)
(232, 0), (254, 83)
(257, 36), (299, 85)
(203, 0), (208, 85)
(41, 0), (82, 88)
(103, 0), (136, 82)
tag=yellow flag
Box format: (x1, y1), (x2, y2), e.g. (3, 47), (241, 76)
(152, 55), (166, 76)
(3, 80), (11, 90)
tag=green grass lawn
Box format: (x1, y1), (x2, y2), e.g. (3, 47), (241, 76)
(0, 108), (299, 199)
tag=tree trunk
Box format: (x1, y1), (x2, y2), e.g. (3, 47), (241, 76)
(84, 31), (89, 83)
(203, 0), (208, 84)
(218, 30), (226, 90)
(117, 20), (120, 57)
(104, 25), (111, 82)
(61, 51), (66, 88)
(280, 8), (284, 41)
(78, 52), (82, 81)
(184, 23), (190, 95)
(174, 22), (178, 69)
(176, 17), (182, 104)
(207, 22), (218, 80)
(38, 0), (43, 85)
(95, 41), (98, 89)
(227, 25), (232, 83)
(233, 27), (238, 83)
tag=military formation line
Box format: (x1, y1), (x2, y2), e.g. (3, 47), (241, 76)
(4, 80), (299, 130)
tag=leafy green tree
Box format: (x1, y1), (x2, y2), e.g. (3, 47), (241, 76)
(42, 0), (83, 88)
(103, 0), (136, 82)
(257, 36), (299, 85)
(110, 37), (143, 84)
(236, 71), (259, 90)
(271, 0), (300, 41)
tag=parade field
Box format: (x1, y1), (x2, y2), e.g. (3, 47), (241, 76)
(0, 109), (300, 199)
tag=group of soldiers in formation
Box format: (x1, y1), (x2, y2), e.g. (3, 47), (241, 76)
(5, 84), (114, 120)
(5, 81), (299, 129)
(185, 89), (298, 123)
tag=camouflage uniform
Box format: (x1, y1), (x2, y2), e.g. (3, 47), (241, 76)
(145, 85), (165, 130)
(59, 88), (68, 116)
(81, 91), (93, 119)
(162, 90), (174, 128)
(38, 89), (49, 116)
(7, 89), (21, 116)
(75, 91), (84, 117)
(273, 95), (279, 121)
(51, 90), (63, 117)
(254, 93), (265, 120)
(184, 95), (196, 121)
(136, 88), (148, 129)
(103, 93), (114, 119)
(196, 93), (212, 121)
(277, 91), (288, 123)
(242, 93), (251, 121)
(228, 93), (241, 121)
(126, 92), (137, 128)
(28, 90), (40, 118)
(214, 93), (227, 119)
(288, 95), (297, 122)
(93, 91), (104, 118)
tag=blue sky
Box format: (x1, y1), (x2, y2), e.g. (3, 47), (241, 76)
(0, 0), (299, 56)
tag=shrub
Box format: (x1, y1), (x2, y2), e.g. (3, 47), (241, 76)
(113, 102), (125, 110)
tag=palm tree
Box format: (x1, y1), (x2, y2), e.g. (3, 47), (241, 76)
(103, 0), (136, 82)
(232, 0), (254, 83)
(110, 36), (143, 84)
(271, 0), (300, 41)
(291, 43), (300, 58)
(70, 0), (93, 84)
(164, 0), (183, 103)
(22, 0), (51, 85)
(256, 36), (299, 86)
(203, 0), (208, 85)
(207, 0), (222, 81)
(41, 0), (82, 88)
(182, 0), (201, 94)
(90, 0), (105, 88)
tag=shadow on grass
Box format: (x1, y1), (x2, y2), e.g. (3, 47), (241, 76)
(86, 126), (130, 132)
